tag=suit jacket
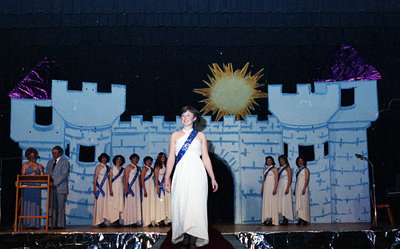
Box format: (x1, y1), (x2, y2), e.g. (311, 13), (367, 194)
(46, 157), (70, 194)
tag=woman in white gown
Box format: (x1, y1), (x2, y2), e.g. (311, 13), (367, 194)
(141, 156), (156, 227)
(164, 106), (218, 249)
(294, 156), (310, 225)
(106, 155), (125, 227)
(261, 156), (279, 226)
(92, 153), (110, 227)
(277, 155), (293, 225)
(154, 152), (171, 226)
(123, 154), (142, 227)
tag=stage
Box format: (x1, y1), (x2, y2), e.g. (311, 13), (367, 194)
(1, 223), (399, 249)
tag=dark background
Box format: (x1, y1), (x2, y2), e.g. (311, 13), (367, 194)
(1, 0), (400, 227)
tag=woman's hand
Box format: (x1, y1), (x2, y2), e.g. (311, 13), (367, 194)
(302, 188), (306, 195)
(110, 190), (113, 196)
(211, 178), (218, 192)
(157, 188), (160, 196)
(124, 186), (129, 195)
(164, 178), (171, 192)
(272, 189), (277, 195)
(93, 188), (97, 196)
(143, 190), (147, 198)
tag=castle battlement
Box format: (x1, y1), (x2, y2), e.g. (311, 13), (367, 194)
(52, 80), (126, 127)
(268, 83), (340, 126)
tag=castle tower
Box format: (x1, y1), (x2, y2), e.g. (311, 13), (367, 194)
(52, 80), (125, 225)
(268, 83), (340, 223)
(323, 80), (378, 222)
(10, 98), (65, 161)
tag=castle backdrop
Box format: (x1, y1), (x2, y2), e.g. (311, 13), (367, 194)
(10, 79), (378, 225)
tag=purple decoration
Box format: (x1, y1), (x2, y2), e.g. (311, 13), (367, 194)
(8, 57), (62, 99)
(313, 45), (381, 82)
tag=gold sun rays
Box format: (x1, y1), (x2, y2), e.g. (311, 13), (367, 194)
(194, 62), (267, 121)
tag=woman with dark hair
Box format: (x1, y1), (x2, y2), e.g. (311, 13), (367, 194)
(154, 152), (171, 226)
(277, 155), (293, 225)
(294, 156), (310, 225)
(92, 153), (110, 227)
(106, 155), (125, 227)
(164, 106), (218, 248)
(21, 147), (44, 229)
(123, 154), (142, 227)
(261, 156), (279, 226)
(141, 156), (156, 227)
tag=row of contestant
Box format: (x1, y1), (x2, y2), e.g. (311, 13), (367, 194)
(93, 152), (171, 227)
(261, 155), (310, 226)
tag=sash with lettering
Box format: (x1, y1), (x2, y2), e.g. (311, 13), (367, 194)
(263, 165), (274, 180)
(278, 165), (289, 179)
(126, 166), (140, 197)
(296, 167), (306, 179)
(112, 167), (124, 183)
(175, 129), (199, 166)
(95, 165), (110, 199)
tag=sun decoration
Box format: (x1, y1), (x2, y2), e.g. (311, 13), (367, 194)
(194, 62), (267, 121)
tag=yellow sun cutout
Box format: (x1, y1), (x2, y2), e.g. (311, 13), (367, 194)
(194, 62), (267, 121)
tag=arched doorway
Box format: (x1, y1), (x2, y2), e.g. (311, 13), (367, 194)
(207, 152), (234, 224)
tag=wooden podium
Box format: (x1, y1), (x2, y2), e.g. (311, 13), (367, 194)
(14, 174), (54, 232)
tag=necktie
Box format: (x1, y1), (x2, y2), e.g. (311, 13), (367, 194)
(52, 160), (57, 171)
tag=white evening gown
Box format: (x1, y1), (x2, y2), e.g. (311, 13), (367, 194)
(105, 166), (124, 223)
(142, 165), (156, 227)
(295, 167), (310, 222)
(155, 167), (167, 223)
(261, 166), (279, 225)
(172, 129), (209, 247)
(277, 167), (294, 220)
(92, 164), (109, 226)
(123, 165), (142, 226)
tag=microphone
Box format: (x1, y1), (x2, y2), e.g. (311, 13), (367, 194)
(355, 153), (368, 161)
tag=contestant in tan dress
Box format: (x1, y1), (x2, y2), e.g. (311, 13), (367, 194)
(164, 106), (218, 248)
(261, 156), (279, 226)
(141, 156), (156, 227)
(106, 155), (125, 227)
(277, 155), (294, 225)
(123, 154), (142, 227)
(154, 152), (171, 225)
(92, 153), (110, 227)
(294, 156), (310, 225)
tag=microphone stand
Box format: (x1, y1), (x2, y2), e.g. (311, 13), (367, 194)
(356, 154), (379, 230)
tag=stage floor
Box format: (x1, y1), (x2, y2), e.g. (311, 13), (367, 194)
(0, 222), (391, 234)
(1, 223), (399, 249)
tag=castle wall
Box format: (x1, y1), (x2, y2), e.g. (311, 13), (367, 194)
(282, 125), (332, 223)
(9, 79), (378, 225)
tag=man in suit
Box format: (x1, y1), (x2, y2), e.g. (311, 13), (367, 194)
(46, 145), (70, 229)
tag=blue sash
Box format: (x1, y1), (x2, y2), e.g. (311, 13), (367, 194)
(141, 167), (153, 201)
(157, 172), (166, 198)
(95, 166), (110, 200)
(126, 167), (139, 198)
(144, 167), (154, 182)
(263, 165), (274, 180)
(296, 167), (306, 178)
(278, 165), (289, 179)
(112, 167), (124, 183)
(175, 129), (199, 166)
